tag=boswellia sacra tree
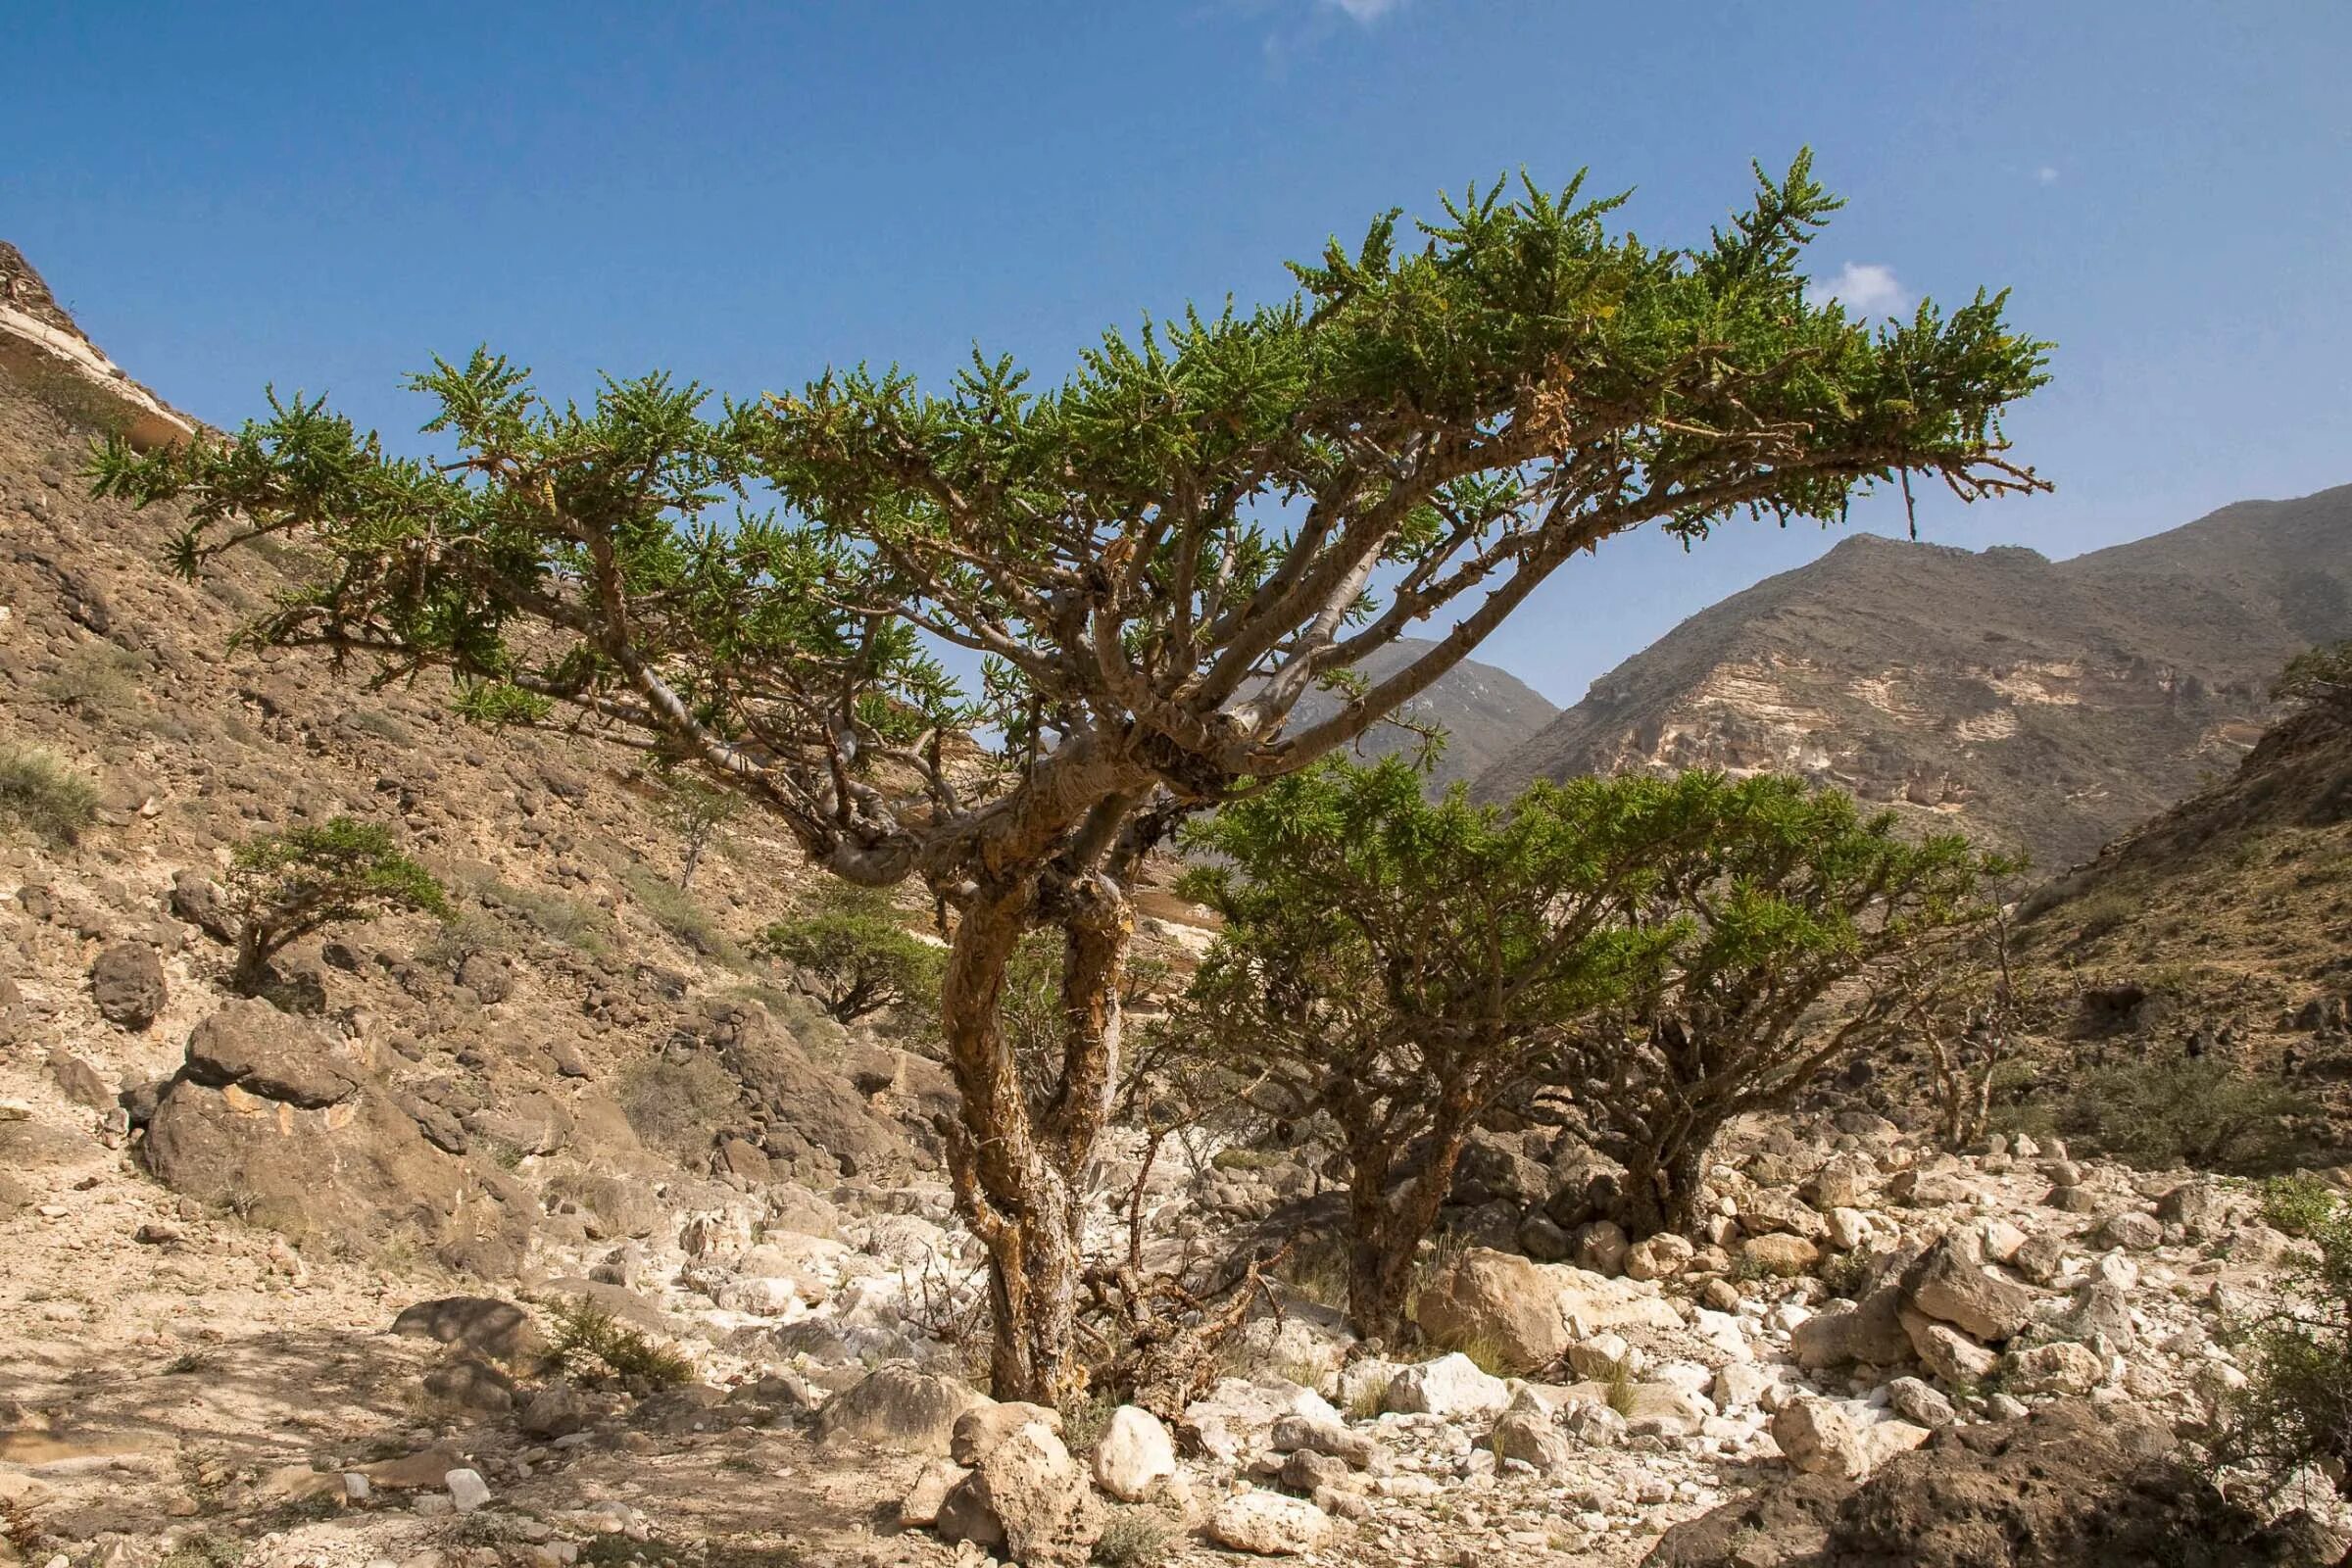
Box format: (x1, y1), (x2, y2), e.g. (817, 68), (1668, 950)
(1176, 757), (1703, 1340)
(90, 156), (2047, 1401)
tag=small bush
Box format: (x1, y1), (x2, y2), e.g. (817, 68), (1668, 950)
(158, 1535), (246, 1568)
(616, 1052), (742, 1158)
(1092, 1508), (1171, 1568)
(224, 816), (450, 990)
(0, 746), (100, 847)
(752, 884), (943, 1024)
(476, 877), (612, 955)
(543, 1297), (693, 1387)
(37, 641), (146, 711)
(621, 862), (739, 962)
(2039, 1053), (2323, 1175)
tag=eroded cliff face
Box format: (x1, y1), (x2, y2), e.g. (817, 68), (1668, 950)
(1479, 512), (2351, 869)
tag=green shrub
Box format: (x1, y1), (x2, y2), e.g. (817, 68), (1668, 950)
(1092, 1509), (1171, 1568)
(2040, 1053), (2322, 1175)
(224, 816), (450, 990)
(752, 884), (943, 1024)
(2220, 1181), (2352, 1498)
(0, 746), (100, 847)
(616, 1052), (742, 1159)
(543, 1296), (693, 1387)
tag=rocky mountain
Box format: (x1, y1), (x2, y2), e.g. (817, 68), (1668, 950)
(1287, 637), (1560, 791)
(1473, 493), (2352, 868)
(2008, 694), (2352, 1090)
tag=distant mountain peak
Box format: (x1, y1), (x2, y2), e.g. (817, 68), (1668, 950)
(1475, 492), (2352, 867)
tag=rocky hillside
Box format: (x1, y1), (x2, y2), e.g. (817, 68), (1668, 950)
(2007, 696), (2352, 1092)
(1286, 638), (1559, 791)
(1473, 492), (2352, 868)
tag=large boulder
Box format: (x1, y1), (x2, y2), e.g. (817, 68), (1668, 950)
(90, 941), (166, 1030)
(391, 1297), (546, 1363)
(1209, 1490), (1332, 1556)
(146, 1001), (535, 1275)
(814, 1365), (987, 1455)
(1092, 1405), (1177, 1501)
(1648, 1403), (2319, 1568)
(1181, 1379), (1344, 1466)
(1789, 1285), (1911, 1370)
(1383, 1352), (1510, 1418)
(1770, 1397), (1929, 1482)
(1900, 1230), (2041, 1343)
(1412, 1247), (1677, 1372)
(936, 1414), (1099, 1565)
(680, 1000), (919, 1180)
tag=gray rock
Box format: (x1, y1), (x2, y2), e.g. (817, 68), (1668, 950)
(815, 1365), (987, 1455)
(90, 942), (166, 1030)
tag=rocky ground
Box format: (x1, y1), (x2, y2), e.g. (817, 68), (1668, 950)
(6, 241), (2351, 1568)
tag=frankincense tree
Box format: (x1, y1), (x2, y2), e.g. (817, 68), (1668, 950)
(90, 155), (2046, 1400)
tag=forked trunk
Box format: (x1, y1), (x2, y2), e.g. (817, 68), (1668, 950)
(936, 873), (1132, 1404)
(1343, 1091), (1478, 1345)
(1619, 1126), (1713, 1240)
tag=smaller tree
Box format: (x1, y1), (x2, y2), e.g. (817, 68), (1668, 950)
(1558, 778), (2008, 1237)
(651, 773), (739, 892)
(1895, 894), (2032, 1152)
(224, 816), (451, 991)
(1176, 758), (1685, 1341)
(2274, 640), (2352, 720)
(753, 885), (945, 1025)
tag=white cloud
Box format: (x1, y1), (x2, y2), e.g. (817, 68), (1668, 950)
(2035, 165), (2060, 186)
(1321, 0), (1407, 21)
(1804, 261), (1910, 317)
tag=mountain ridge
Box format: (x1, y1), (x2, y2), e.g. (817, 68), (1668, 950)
(1471, 490), (2352, 867)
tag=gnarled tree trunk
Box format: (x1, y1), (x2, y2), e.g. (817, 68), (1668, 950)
(936, 871), (1132, 1404)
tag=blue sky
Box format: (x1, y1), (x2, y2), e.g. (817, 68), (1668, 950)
(5, 1), (2347, 705)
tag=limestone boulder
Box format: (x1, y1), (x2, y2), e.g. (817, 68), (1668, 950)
(1092, 1405), (1176, 1501)
(815, 1365), (988, 1455)
(1772, 1397), (1930, 1481)
(1383, 1352), (1510, 1418)
(1901, 1231), (2041, 1342)
(1209, 1490), (1332, 1556)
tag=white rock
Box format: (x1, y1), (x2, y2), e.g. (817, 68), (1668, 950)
(1209, 1490), (1333, 1555)
(443, 1469), (492, 1513)
(1383, 1353), (1511, 1418)
(1092, 1405), (1177, 1501)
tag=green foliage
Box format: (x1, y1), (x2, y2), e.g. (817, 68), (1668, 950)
(2264, 1174), (2341, 1239)
(651, 772), (739, 891)
(2040, 1053), (2321, 1175)
(86, 157), (2047, 891)
(473, 875), (612, 954)
(1092, 1510), (1171, 1568)
(753, 885), (944, 1024)
(87, 160), (2048, 1404)
(0, 745), (100, 848)
(2221, 1181), (2352, 1498)
(543, 1296), (694, 1387)
(156, 1536), (244, 1568)
(225, 815), (450, 989)
(2274, 640), (2352, 718)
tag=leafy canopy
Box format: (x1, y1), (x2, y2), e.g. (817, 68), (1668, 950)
(752, 884), (946, 1024)
(226, 815), (450, 981)
(89, 154), (2049, 902)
